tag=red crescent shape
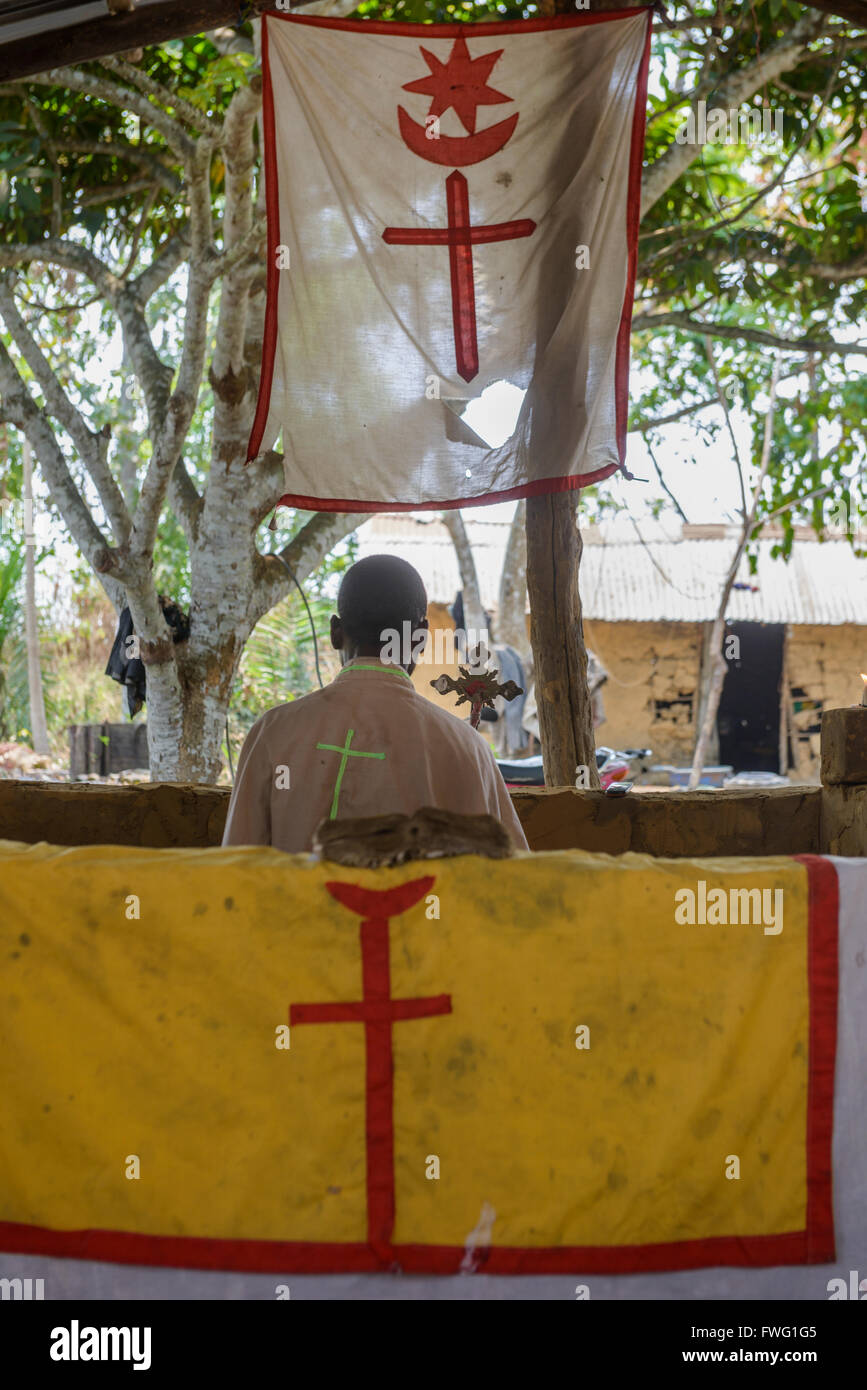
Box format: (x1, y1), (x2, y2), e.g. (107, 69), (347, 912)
(397, 106), (519, 167)
(326, 877), (435, 919)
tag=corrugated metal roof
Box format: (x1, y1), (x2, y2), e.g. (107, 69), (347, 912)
(357, 514), (867, 626)
(357, 514), (511, 614)
(580, 537), (867, 625)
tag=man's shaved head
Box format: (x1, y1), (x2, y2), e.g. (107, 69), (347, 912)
(333, 555), (428, 664)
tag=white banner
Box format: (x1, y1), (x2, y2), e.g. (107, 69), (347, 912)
(249, 11), (651, 510)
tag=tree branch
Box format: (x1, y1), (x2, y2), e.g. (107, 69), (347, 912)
(641, 13), (826, 216)
(0, 237), (175, 431)
(645, 437), (690, 523)
(131, 226), (191, 301)
(50, 137), (182, 193)
(76, 176), (164, 209)
(99, 55), (224, 140)
(209, 213), (267, 284)
(703, 335), (747, 517)
(114, 283), (175, 435)
(211, 80), (263, 347)
(631, 311), (864, 355)
(149, 149), (217, 511)
(641, 44), (845, 271)
(250, 507), (365, 624)
(208, 78), (264, 464)
(0, 279), (131, 544)
(804, 249), (867, 280)
(22, 96), (62, 238)
(631, 395), (720, 430)
(441, 509), (486, 636)
(167, 458), (203, 544)
(0, 236), (117, 296)
(688, 355), (783, 789)
(0, 338), (124, 602)
(28, 67), (194, 163)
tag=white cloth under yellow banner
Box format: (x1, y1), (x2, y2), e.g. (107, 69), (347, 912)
(248, 11), (652, 509)
(223, 657), (528, 852)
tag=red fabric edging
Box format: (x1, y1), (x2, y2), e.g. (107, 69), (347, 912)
(246, 9), (652, 505)
(246, 13), (280, 464)
(0, 1223), (818, 1277)
(615, 8), (653, 468)
(794, 854), (839, 1264)
(258, 11), (653, 40)
(274, 463), (620, 514)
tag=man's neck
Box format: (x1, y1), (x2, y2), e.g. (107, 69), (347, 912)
(338, 656), (413, 680)
(341, 650), (412, 675)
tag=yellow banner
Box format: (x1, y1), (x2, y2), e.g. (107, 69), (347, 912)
(0, 841), (834, 1273)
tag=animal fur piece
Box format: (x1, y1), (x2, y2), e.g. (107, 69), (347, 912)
(313, 805), (514, 867)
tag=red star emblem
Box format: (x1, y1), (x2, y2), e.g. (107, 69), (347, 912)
(402, 33), (511, 136)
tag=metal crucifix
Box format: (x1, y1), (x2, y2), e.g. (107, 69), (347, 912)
(430, 662), (523, 730)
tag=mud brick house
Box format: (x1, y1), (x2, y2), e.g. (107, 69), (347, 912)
(357, 515), (867, 780)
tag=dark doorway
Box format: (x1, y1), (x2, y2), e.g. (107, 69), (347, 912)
(717, 623), (784, 773)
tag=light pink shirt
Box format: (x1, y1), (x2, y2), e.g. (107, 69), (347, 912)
(222, 657), (529, 853)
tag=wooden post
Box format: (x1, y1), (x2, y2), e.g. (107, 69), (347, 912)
(526, 491), (599, 788)
(522, 0), (646, 790)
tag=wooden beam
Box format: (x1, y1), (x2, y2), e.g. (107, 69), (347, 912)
(0, 2), (654, 86)
(4, 0), (862, 88)
(799, 0), (867, 24)
(0, 0), (253, 82)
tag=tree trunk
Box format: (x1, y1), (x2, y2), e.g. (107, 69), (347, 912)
(688, 357), (781, 789)
(497, 499), (530, 665)
(177, 647), (238, 782)
(441, 509), (487, 643)
(689, 617), (727, 788)
(22, 439), (49, 754)
(693, 621), (721, 765)
(526, 491), (599, 788)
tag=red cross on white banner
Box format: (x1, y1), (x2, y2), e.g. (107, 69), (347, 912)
(383, 35), (536, 382)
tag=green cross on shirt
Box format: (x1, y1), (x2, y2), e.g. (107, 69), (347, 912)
(315, 727), (386, 820)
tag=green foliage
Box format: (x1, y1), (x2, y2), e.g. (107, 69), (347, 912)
(224, 526), (358, 751)
(0, 32), (256, 253)
(628, 1), (866, 536)
(354, 0), (528, 20)
(1, 0), (866, 766)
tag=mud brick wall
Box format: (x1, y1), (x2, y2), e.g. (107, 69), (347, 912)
(0, 780), (823, 857)
(582, 620), (704, 765)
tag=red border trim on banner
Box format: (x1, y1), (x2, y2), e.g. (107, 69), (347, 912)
(246, 13), (280, 464)
(0, 855), (838, 1275)
(615, 8), (653, 469)
(245, 9), (653, 509)
(0, 1222), (821, 1276)
(258, 11), (653, 40)
(274, 463), (620, 515)
(794, 853), (839, 1264)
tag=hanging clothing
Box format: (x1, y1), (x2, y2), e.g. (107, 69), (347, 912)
(222, 656), (528, 854)
(105, 607), (146, 717)
(105, 600), (191, 717)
